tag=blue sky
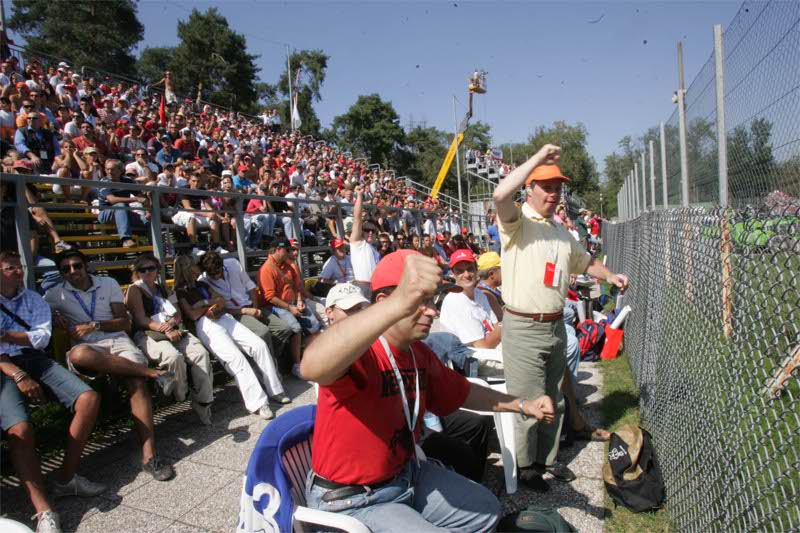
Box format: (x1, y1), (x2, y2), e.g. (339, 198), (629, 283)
(18, 0), (744, 172)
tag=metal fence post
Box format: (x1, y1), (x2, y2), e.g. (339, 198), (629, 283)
(234, 197), (247, 268)
(13, 175), (36, 289)
(677, 43), (690, 207)
(649, 140), (656, 211)
(714, 24), (729, 207)
(634, 165), (640, 217)
(660, 121), (669, 209)
(335, 206), (345, 239)
(149, 189), (167, 281)
(641, 152), (648, 212)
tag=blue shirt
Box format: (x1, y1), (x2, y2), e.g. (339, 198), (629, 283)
(156, 147), (182, 167)
(0, 288), (52, 357)
(233, 175), (252, 190)
(486, 225), (500, 243)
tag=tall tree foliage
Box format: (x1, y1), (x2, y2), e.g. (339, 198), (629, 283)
(9, 0), (144, 75)
(272, 50), (329, 135)
(171, 8), (260, 111)
(135, 47), (176, 84)
(329, 94), (406, 167)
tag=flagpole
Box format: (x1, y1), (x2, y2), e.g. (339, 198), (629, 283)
(286, 45), (293, 133)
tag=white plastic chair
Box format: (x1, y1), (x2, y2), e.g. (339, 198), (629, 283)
(0, 518), (34, 533)
(464, 378), (518, 495)
(282, 437), (372, 533)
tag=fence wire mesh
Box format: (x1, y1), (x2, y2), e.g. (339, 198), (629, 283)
(604, 200), (800, 531)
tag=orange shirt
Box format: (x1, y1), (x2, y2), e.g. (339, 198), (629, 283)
(258, 256), (298, 304)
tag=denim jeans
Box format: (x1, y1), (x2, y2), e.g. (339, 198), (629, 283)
(271, 305), (320, 335)
(304, 460), (500, 533)
(98, 208), (149, 240)
(244, 213), (277, 246)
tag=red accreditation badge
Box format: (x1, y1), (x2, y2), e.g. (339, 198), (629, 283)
(544, 262), (561, 287)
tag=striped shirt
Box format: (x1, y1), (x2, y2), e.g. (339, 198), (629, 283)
(0, 288), (52, 357)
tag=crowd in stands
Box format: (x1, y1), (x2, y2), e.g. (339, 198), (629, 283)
(0, 52), (621, 533)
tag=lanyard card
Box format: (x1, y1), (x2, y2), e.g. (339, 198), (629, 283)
(544, 262), (561, 288)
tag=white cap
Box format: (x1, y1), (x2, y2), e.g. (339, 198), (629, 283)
(221, 170), (233, 177)
(58, 61), (70, 68)
(325, 283), (369, 311)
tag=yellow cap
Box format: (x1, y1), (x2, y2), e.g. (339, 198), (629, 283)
(477, 251), (501, 271)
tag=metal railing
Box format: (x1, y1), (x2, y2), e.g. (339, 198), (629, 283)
(2, 173), (489, 288)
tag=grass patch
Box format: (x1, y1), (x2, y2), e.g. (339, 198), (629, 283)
(600, 352), (672, 532)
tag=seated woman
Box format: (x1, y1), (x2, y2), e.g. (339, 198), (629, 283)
(172, 255), (288, 420)
(125, 254), (214, 425)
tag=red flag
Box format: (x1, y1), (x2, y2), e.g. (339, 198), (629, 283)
(159, 95), (166, 126)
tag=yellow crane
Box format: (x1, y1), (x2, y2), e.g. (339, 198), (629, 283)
(430, 70), (487, 199)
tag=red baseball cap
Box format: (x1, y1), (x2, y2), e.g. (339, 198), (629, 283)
(436, 233), (445, 241)
(288, 238), (299, 248)
(461, 228), (468, 234)
(332, 238), (346, 248)
(371, 249), (462, 294)
(449, 249), (476, 268)
(237, 165), (249, 172)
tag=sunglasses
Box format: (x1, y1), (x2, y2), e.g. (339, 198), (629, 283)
(23, 104), (34, 108)
(1, 265), (23, 273)
(60, 262), (84, 274)
(137, 265), (158, 274)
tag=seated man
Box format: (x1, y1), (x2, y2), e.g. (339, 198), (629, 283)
(440, 250), (501, 351)
(97, 159), (150, 248)
(325, 282), (494, 483)
(197, 252), (292, 365)
(318, 238), (354, 285)
(44, 250), (177, 482)
(258, 242), (322, 379)
(300, 250), (555, 532)
(476, 251), (504, 321)
(0, 251), (103, 533)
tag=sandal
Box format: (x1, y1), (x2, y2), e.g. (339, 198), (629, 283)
(573, 424), (611, 441)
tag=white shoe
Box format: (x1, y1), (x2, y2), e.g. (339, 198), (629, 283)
(33, 510), (61, 533)
(191, 247), (204, 257)
(270, 393), (291, 404)
(191, 400), (212, 426)
(214, 246), (226, 254)
(257, 404), (275, 420)
(53, 474), (107, 497)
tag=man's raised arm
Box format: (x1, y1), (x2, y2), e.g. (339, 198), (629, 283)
(349, 190), (365, 243)
(300, 254), (442, 386)
(492, 144), (561, 223)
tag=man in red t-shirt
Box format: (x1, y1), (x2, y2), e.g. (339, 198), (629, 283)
(300, 250), (555, 532)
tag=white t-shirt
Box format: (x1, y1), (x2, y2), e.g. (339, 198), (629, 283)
(440, 289), (498, 345)
(125, 161), (159, 178)
(350, 240), (379, 282)
(44, 275), (129, 344)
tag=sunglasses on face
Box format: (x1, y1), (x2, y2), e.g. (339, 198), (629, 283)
(23, 104), (34, 108)
(137, 265), (158, 274)
(60, 262), (84, 274)
(1, 265), (23, 273)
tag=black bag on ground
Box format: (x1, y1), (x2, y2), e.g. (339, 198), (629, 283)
(603, 425), (665, 512)
(498, 505), (576, 532)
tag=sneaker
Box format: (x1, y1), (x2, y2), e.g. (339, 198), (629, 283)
(154, 371), (176, 397)
(213, 246), (226, 254)
(121, 239), (137, 248)
(518, 469), (550, 492)
(54, 240), (73, 252)
(33, 510), (61, 533)
(142, 456), (175, 481)
(191, 400), (212, 426)
(53, 474), (107, 498)
(292, 363), (305, 381)
(191, 247), (203, 257)
(270, 393), (291, 405)
(257, 404), (275, 420)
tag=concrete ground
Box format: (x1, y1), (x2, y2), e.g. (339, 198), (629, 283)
(1, 363), (607, 532)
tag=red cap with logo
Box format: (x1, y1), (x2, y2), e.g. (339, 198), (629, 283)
(449, 249), (476, 268)
(288, 238), (299, 248)
(332, 238), (346, 248)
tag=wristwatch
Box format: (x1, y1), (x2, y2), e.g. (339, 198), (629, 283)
(91, 321), (101, 331)
(519, 399), (529, 421)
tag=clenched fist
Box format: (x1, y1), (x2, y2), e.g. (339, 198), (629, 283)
(391, 254), (442, 317)
(533, 144), (561, 167)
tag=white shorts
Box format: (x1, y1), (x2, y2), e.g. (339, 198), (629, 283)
(172, 211), (212, 228)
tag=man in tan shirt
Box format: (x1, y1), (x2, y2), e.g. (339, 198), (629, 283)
(492, 144), (628, 491)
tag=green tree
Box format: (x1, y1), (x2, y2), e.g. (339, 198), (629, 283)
(135, 47), (176, 84)
(526, 121), (598, 196)
(9, 0), (144, 75)
(330, 94), (406, 168)
(171, 8), (260, 111)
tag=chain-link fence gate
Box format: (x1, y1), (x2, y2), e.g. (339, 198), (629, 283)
(605, 1), (800, 530)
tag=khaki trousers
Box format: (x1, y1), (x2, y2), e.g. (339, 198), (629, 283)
(502, 313), (566, 468)
(134, 331), (214, 404)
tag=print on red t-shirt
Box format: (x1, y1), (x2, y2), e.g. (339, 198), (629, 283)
(311, 338), (470, 485)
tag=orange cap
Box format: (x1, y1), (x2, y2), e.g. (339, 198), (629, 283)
(525, 164), (571, 185)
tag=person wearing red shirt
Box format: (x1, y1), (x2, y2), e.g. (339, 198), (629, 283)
(300, 250), (555, 532)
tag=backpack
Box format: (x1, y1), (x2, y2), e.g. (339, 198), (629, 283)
(603, 425), (665, 513)
(576, 320), (606, 361)
(498, 506), (576, 532)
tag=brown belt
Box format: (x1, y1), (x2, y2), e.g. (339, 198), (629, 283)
(505, 308), (564, 322)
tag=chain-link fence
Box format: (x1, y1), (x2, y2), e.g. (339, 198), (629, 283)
(607, 2), (800, 529)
